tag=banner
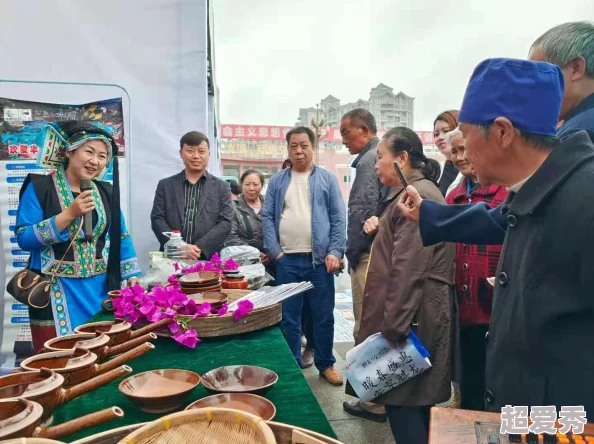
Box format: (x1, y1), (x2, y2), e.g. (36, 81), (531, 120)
(221, 123), (435, 145)
(0, 97), (128, 368)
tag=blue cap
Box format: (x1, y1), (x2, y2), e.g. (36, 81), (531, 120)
(458, 58), (564, 136)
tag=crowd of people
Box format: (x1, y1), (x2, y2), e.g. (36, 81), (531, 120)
(14, 19), (594, 444)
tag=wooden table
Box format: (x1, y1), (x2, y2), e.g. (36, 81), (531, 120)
(429, 407), (594, 444)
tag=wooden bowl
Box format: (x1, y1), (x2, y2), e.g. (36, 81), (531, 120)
(189, 291), (228, 306)
(201, 365), (278, 395)
(118, 369), (200, 414)
(179, 271), (221, 285)
(180, 284), (222, 294)
(185, 393), (276, 420)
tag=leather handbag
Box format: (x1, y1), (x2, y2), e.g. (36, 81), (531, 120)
(6, 222), (79, 309)
(6, 270), (52, 309)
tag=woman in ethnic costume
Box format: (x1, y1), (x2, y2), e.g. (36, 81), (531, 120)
(15, 121), (142, 352)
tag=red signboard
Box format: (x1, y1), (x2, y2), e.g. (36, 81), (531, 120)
(221, 124), (435, 145)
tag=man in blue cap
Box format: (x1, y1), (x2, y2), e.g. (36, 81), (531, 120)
(398, 21), (594, 245)
(411, 57), (594, 415)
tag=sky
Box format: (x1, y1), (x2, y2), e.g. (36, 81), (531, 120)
(212, 0), (593, 131)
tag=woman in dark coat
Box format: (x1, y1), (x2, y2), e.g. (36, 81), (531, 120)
(358, 127), (456, 443)
(225, 170), (272, 270)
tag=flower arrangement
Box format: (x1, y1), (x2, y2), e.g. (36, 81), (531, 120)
(113, 253), (251, 349)
(171, 253), (239, 275)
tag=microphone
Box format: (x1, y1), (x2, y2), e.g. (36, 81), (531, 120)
(80, 179), (93, 240)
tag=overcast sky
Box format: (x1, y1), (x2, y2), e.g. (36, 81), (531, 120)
(213, 0), (593, 131)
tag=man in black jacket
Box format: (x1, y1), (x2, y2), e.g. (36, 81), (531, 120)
(340, 109), (390, 422)
(150, 131), (233, 260)
(435, 57), (594, 419)
(399, 21), (594, 245)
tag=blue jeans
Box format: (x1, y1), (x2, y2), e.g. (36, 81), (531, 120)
(276, 253), (336, 372)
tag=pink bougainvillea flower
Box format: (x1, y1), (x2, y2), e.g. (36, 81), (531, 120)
(238, 300), (254, 311)
(193, 302), (212, 319)
(115, 300), (136, 318)
(167, 274), (179, 285)
(138, 300), (155, 315)
(151, 286), (171, 307)
(173, 329), (200, 349)
(172, 262), (180, 272)
(145, 307), (163, 322)
(168, 291), (188, 309)
(112, 297), (123, 310)
(223, 258), (239, 271)
(182, 299), (198, 315)
(209, 252), (222, 268)
(162, 307), (178, 318)
(232, 300), (254, 322)
(168, 320), (180, 334)
(202, 262), (215, 272)
(126, 309), (143, 324)
(216, 303), (229, 316)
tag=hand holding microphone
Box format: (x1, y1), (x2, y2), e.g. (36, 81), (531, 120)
(72, 179), (95, 239)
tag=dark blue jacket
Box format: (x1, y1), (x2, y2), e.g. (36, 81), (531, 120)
(419, 93), (594, 246)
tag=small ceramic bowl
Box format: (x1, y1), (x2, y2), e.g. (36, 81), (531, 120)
(180, 285), (222, 294)
(101, 291), (122, 311)
(189, 292), (228, 306)
(118, 369), (200, 414)
(201, 365), (278, 395)
(185, 393), (276, 420)
(179, 272), (220, 285)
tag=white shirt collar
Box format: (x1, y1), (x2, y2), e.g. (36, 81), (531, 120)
(508, 175), (533, 193)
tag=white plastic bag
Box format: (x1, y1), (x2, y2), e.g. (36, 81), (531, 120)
(238, 263), (273, 290)
(221, 245), (261, 266)
(345, 332), (432, 402)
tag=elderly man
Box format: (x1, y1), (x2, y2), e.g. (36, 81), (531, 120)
(340, 109), (390, 422)
(400, 21), (594, 246)
(407, 57), (594, 415)
(262, 126), (346, 386)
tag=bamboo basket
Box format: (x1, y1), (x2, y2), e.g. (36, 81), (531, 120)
(70, 424), (147, 444)
(0, 440), (65, 444)
(267, 422), (344, 444)
(116, 408), (277, 444)
(152, 290), (281, 338)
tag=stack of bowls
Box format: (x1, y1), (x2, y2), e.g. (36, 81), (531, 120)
(189, 292), (228, 310)
(178, 271), (221, 294)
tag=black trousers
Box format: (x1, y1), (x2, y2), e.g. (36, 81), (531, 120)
(459, 324), (489, 411)
(385, 405), (432, 444)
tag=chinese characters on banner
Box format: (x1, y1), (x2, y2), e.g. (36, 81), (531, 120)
(344, 332), (432, 402)
(220, 124), (435, 145)
(501, 405), (588, 435)
(0, 97), (127, 368)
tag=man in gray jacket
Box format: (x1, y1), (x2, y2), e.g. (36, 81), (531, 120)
(340, 109), (389, 422)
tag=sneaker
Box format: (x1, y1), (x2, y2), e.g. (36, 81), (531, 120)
(320, 367), (344, 386)
(343, 400), (387, 422)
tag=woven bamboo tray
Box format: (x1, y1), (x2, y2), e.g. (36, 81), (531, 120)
(69, 424), (147, 444)
(267, 422), (343, 444)
(151, 290), (282, 338)
(0, 440), (65, 444)
(116, 408), (276, 444)
(65, 419), (344, 444)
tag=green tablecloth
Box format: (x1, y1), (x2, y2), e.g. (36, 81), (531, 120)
(53, 312), (336, 442)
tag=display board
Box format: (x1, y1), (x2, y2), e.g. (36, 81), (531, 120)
(0, 97), (128, 367)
